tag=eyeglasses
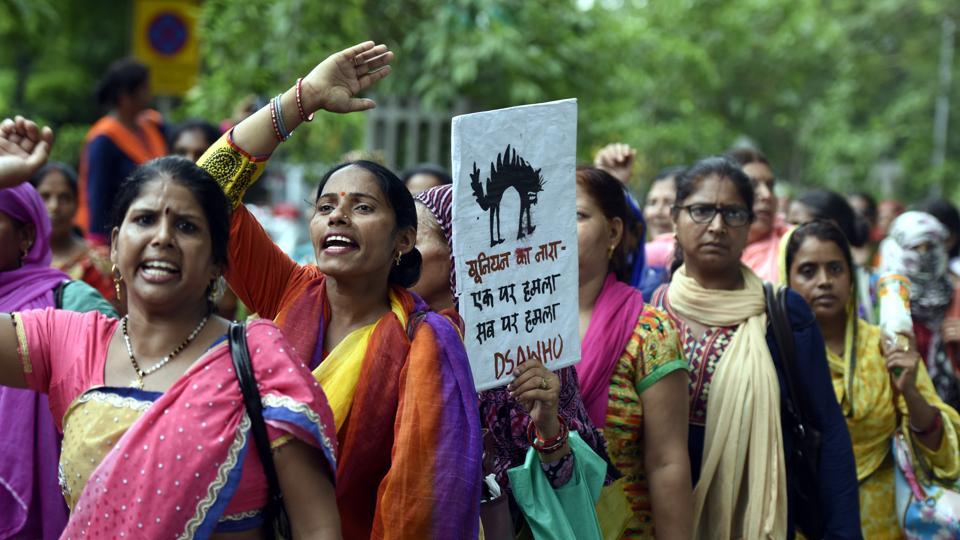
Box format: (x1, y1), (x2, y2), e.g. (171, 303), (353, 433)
(674, 204), (752, 227)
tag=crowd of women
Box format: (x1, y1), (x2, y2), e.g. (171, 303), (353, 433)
(1, 40), (959, 540)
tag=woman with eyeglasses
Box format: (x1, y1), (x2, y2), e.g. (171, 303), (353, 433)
(650, 156), (860, 539)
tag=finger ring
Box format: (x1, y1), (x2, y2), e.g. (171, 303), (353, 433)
(539, 377), (549, 391)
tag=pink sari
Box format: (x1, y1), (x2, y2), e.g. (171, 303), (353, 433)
(15, 310), (337, 539)
(741, 224), (787, 283)
(576, 273), (647, 427)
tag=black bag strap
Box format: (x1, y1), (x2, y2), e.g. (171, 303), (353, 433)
(229, 322), (291, 539)
(53, 280), (69, 309)
(763, 283), (808, 431)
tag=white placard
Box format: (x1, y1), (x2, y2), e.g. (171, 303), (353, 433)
(451, 99), (580, 391)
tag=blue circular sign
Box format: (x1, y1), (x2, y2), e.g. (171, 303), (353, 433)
(148, 12), (188, 56)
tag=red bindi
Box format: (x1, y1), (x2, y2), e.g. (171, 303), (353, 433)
(340, 192), (346, 197)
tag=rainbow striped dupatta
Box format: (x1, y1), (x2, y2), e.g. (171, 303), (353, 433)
(63, 320), (337, 540)
(274, 275), (482, 539)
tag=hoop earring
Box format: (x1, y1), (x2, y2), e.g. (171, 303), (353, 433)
(111, 264), (123, 301)
(395, 251), (403, 266)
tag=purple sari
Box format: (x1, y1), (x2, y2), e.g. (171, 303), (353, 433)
(0, 184), (69, 539)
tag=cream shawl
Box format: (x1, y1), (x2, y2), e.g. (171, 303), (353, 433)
(670, 265), (787, 539)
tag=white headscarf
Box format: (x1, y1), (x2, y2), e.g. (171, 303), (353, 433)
(882, 211), (953, 326)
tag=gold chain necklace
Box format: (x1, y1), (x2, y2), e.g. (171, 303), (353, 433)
(122, 315), (209, 389)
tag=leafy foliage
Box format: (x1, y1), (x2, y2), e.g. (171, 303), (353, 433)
(1, 0), (958, 201)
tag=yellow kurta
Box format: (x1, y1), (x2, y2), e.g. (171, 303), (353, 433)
(829, 320), (960, 539)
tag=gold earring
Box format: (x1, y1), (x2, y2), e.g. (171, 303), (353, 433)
(395, 251), (403, 266)
(111, 264), (123, 301)
(607, 245), (615, 260)
(208, 276), (224, 303)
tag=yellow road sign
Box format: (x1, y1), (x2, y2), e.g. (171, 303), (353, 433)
(132, 0), (200, 96)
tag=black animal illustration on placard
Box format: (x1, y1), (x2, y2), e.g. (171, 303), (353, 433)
(470, 145), (546, 247)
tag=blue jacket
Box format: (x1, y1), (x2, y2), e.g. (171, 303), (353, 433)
(669, 289), (862, 539)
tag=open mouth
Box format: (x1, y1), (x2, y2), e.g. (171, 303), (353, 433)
(322, 234), (359, 254)
(138, 260), (181, 283)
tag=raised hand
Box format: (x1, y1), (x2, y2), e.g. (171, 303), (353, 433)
(508, 359), (562, 439)
(594, 142), (637, 184)
(0, 116), (53, 189)
(301, 41), (394, 115)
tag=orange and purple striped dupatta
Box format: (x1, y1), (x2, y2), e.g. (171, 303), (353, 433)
(274, 276), (482, 539)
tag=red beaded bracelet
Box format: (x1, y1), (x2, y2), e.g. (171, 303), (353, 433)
(296, 78), (315, 122)
(527, 417), (569, 454)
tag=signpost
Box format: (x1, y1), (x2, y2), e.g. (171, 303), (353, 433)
(451, 99), (580, 391)
(132, 0), (200, 97)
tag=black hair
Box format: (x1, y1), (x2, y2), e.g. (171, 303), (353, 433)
(30, 161), (79, 197)
(401, 163), (453, 187)
(110, 156), (231, 270)
(96, 58), (149, 108)
(317, 160), (422, 288)
(646, 166), (684, 200)
(793, 189), (870, 248)
(652, 165), (686, 183)
(170, 119), (221, 150)
(848, 191), (878, 225)
(669, 156), (755, 274)
(915, 198), (960, 257)
(576, 166), (631, 282)
(785, 219), (855, 286)
(726, 147), (770, 167)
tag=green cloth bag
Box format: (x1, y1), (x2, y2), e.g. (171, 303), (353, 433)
(507, 431), (605, 540)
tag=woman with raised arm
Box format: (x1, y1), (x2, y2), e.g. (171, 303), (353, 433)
(650, 156), (861, 538)
(0, 117), (340, 540)
(783, 219), (960, 539)
(0, 121), (116, 539)
(196, 42), (482, 539)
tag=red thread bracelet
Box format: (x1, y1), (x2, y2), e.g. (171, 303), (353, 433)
(296, 78), (315, 122)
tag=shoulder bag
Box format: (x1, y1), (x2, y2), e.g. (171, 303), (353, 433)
(764, 283), (825, 539)
(229, 322), (292, 539)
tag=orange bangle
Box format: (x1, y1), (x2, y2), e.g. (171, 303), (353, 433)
(527, 417), (568, 454)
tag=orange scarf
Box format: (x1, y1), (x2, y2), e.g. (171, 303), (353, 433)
(77, 110), (167, 235)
